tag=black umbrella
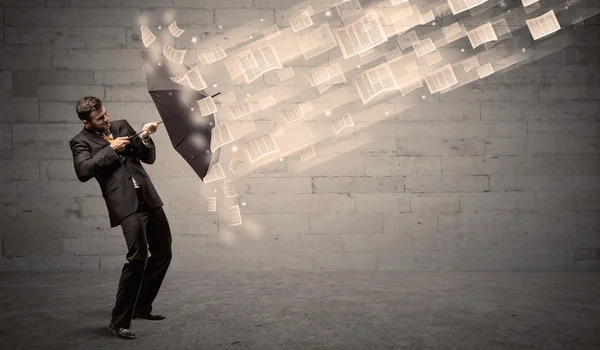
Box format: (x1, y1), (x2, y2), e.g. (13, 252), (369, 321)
(141, 49), (221, 180)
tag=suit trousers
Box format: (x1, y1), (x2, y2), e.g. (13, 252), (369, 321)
(111, 187), (172, 329)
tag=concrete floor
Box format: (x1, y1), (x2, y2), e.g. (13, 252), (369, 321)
(0, 271), (599, 350)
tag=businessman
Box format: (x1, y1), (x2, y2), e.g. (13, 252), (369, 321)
(70, 96), (172, 340)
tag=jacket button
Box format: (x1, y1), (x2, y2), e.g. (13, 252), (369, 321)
(128, 176), (132, 180)
(191, 155), (196, 159)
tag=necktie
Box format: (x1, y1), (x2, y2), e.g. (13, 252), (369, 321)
(102, 131), (113, 143)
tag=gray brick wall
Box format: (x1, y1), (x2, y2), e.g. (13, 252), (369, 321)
(0, 0), (599, 271)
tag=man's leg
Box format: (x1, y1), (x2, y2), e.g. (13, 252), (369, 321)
(134, 205), (173, 315)
(111, 205), (150, 329)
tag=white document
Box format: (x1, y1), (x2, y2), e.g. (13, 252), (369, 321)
(238, 45), (282, 84)
(332, 114), (355, 135)
(317, 63), (346, 94)
(399, 72), (424, 96)
(163, 43), (187, 65)
(418, 10), (435, 25)
(391, 0), (409, 5)
(297, 23), (338, 61)
(299, 147), (317, 161)
(476, 62), (494, 78)
(467, 22), (498, 49)
(398, 30), (419, 51)
(170, 65), (207, 90)
(492, 19), (512, 39)
(228, 205), (242, 227)
(282, 105), (307, 125)
(223, 180), (238, 198)
(246, 133), (279, 163)
(263, 25), (281, 40)
(197, 47), (227, 65)
(447, 0), (488, 15)
(168, 21), (185, 37)
(442, 21), (467, 43)
(224, 51), (248, 81)
(526, 10), (561, 41)
(524, 2), (541, 13)
(228, 100), (253, 119)
(435, 3), (452, 17)
(203, 162), (226, 184)
(424, 50), (443, 66)
(308, 66), (332, 87)
(334, 9), (388, 59)
(206, 197), (216, 212)
(384, 2), (414, 24)
(425, 64), (458, 94)
(484, 19), (513, 49)
(412, 38), (436, 58)
(461, 56), (480, 72)
(385, 47), (403, 62)
(290, 10), (313, 32)
(210, 123), (235, 152)
(354, 63), (399, 104)
(258, 95), (276, 110)
(196, 96), (217, 117)
(336, 0), (362, 19)
(228, 157), (243, 172)
(217, 91), (237, 107)
(301, 5), (315, 16)
(277, 66), (296, 81)
(140, 25), (156, 48)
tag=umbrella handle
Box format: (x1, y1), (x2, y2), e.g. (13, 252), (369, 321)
(127, 121), (164, 140)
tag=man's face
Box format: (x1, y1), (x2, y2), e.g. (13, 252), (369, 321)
(85, 106), (110, 132)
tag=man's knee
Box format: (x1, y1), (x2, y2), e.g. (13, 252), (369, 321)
(126, 246), (149, 265)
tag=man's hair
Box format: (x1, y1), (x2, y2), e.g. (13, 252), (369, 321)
(76, 96), (103, 122)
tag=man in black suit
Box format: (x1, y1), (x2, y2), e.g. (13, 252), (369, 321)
(69, 96), (172, 340)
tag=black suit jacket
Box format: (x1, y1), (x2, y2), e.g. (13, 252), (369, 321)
(70, 119), (164, 227)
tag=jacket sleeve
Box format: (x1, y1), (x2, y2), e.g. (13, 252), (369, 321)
(70, 138), (120, 182)
(124, 120), (156, 165)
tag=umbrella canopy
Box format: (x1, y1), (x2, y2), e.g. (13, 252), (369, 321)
(141, 49), (220, 180)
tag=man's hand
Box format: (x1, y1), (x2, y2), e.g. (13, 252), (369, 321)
(110, 136), (130, 153)
(141, 122), (159, 139)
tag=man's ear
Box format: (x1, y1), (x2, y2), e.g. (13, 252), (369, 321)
(82, 120), (90, 129)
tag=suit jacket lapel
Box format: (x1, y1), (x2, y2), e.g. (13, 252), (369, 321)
(83, 122), (119, 146)
(83, 127), (108, 146)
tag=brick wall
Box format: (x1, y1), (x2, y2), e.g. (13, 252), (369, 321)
(0, 0), (598, 271)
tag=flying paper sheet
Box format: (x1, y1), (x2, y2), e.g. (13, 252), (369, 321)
(297, 23), (338, 61)
(140, 25), (156, 48)
(203, 162), (226, 184)
(163, 43), (187, 65)
(425, 64), (458, 94)
(354, 63), (400, 104)
(467, 22), (498, 49)
(168, 21), (185, 37)
(246, 133), (279, 163)
(526, 10), (561, 41)
(228, 205), (242, 227)
(334, 10), (387, 59)
(332, 114), (355, 135)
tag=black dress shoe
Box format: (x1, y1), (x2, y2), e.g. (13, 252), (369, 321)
(133, 312), (166, 320)
(108, 322), (137, 339)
